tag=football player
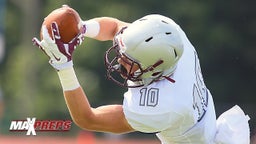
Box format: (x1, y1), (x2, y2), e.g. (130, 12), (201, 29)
(32, 9), (250, 144)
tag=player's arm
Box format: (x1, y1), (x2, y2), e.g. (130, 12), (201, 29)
(62, 17), (133, 133)
(58, 67), (134, 133)
(83, 17), (130, 41)
(32, 17), (134, 134)
(63, 87), (133, 133)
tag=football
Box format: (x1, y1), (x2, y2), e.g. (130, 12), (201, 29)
(40, 5), (82, 43)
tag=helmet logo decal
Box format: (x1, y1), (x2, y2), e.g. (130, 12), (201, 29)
(119, 38), (125, 47)
(117, 37), (126, 53)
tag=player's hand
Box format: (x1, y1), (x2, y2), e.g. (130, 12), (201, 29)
(32, 22), (86, 70)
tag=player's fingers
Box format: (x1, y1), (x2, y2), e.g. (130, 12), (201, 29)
(80, 24), (87, 35)
(51, 22), (61, 41)
(32, 37), (43, 50)
(68, 24), (86, 46)
(79, 24), (86, 43)
(69, 35), (80, 47)
(41, 25), (54, 43)
(32, 38), (52, 59)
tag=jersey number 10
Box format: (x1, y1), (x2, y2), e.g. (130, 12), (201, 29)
(139, 88), (159, 107)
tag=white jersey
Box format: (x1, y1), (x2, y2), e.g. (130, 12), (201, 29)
(122, 24), (217, 144)
(122, 21), (251, 144)
(122, 17), (250, 144)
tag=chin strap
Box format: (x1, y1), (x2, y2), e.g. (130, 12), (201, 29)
(139, 59), (176, 86)
(163, 76), (176, 83)
(142, 60), (164, 73)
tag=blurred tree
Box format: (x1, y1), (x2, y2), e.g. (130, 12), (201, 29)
(0, 0), (5, 63)
(3, 0), (41, 118)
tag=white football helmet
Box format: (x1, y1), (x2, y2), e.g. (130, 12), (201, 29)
(105, 14), (184, 87)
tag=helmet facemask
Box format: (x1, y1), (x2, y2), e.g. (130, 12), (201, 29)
(105, 39), (166, 88)
(105, 28), (166, 88)
(104, 42), (145, 88)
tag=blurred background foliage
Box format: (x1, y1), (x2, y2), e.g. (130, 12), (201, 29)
(0, 0), (255, 137)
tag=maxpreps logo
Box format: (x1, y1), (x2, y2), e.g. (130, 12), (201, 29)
(9, 117), (72, 135)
